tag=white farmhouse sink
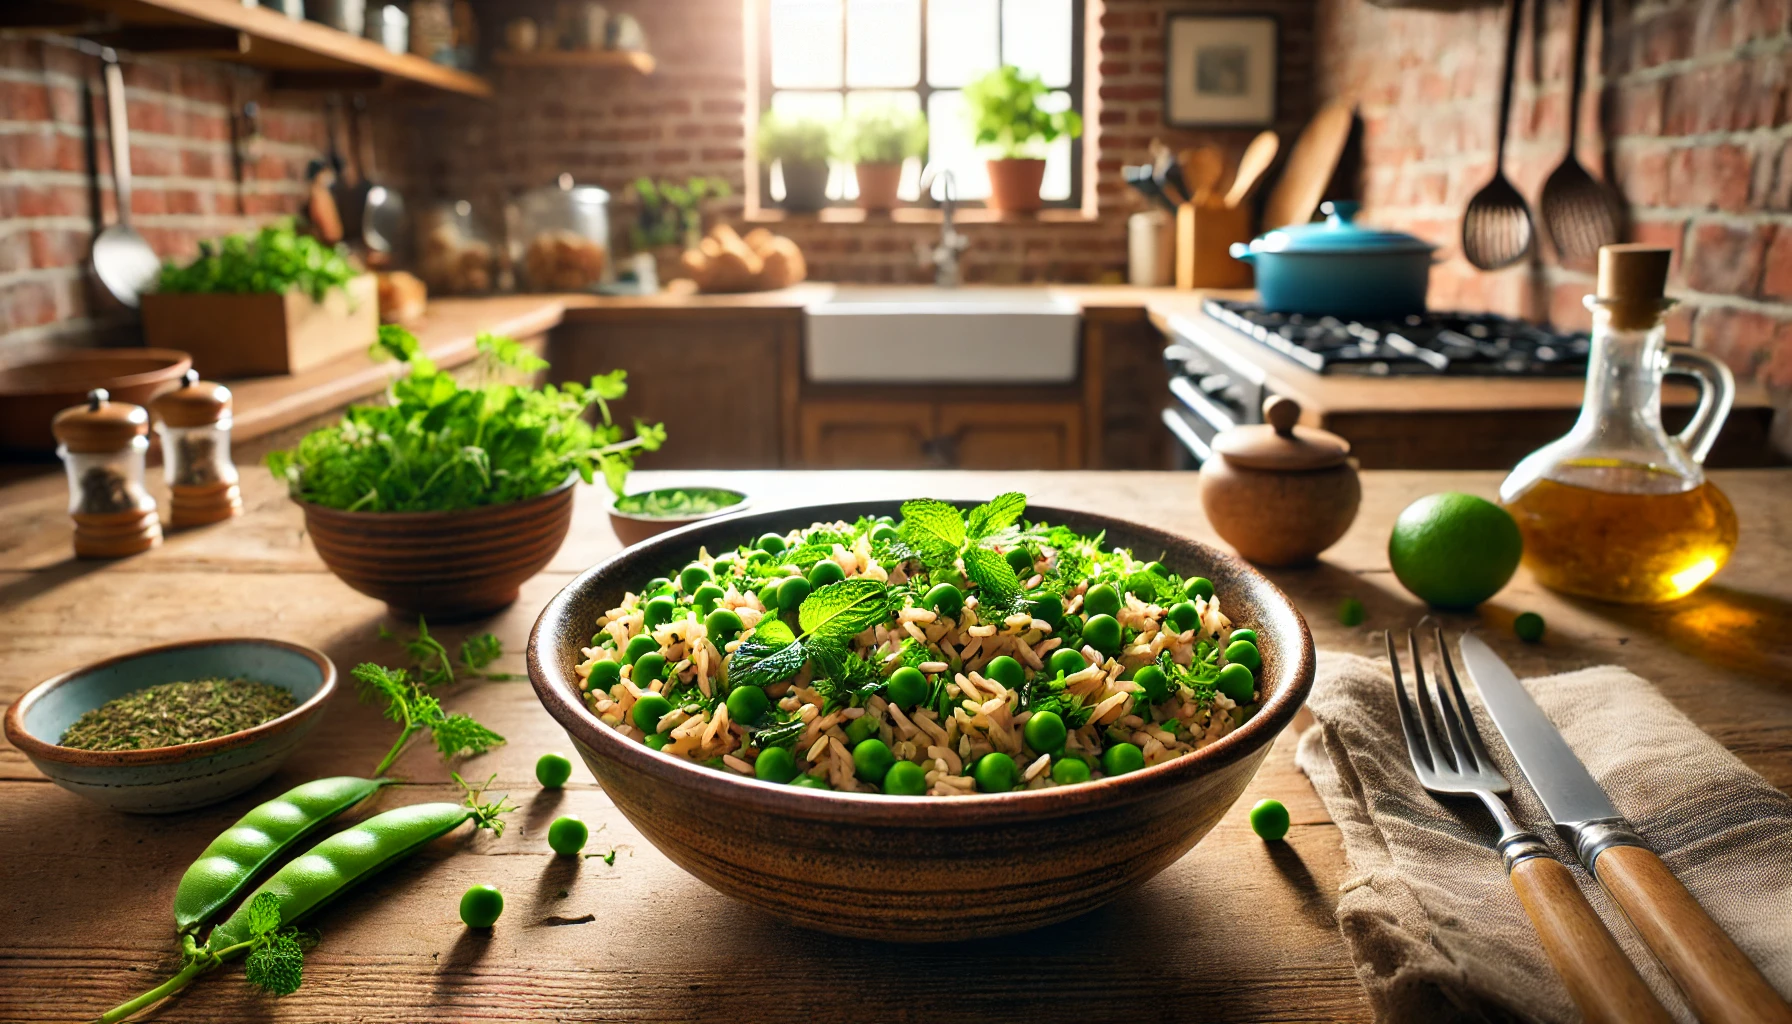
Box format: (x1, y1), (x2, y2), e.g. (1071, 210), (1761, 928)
(804, 287), (1081, 384)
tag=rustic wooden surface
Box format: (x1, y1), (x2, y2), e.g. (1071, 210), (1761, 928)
(2, 465), (1789, 1023)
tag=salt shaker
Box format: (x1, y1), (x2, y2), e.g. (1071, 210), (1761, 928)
(152, 370), (243, 527)
(52, 388), (162, 558)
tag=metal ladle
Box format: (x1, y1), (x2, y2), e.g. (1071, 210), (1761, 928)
(1539, 0), (1624, 266)
(90, 49), (161, 308)
(1461, 0), (1536, 271)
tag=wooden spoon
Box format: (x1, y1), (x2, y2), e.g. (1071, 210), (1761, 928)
(1539, 0), (1623, 267)
(1180, 147), (1224, 207)
(1461, 0), (1536, 270)
(1224, 130), (1280, 209)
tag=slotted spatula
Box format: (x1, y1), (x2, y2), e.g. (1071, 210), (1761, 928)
(1461, 0), (1536, 270)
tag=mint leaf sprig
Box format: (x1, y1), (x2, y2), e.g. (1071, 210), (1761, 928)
(725, 579), (892, 698)
(896, 493), (1031, 611)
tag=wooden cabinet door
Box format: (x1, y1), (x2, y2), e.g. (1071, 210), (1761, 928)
(936, 402), (1085, 470)
(798, 400), (936, 468)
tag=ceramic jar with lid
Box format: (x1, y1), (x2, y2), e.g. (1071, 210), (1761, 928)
(1198, 396), (1360, 567)
(53, 388), (162, 558)
(513, 175), (611, 292)
(152, 370), (243, 528)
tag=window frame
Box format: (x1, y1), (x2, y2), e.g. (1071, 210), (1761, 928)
(750, 0), (1087, 212)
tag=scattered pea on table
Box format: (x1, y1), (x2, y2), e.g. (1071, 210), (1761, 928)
(459, 884), (504, 928)
(548, 815), (589, 855)
(1338, 597), (1366, 627)
(535, 752), (573, 789)
(1514, 611), (1546, 642)
(1250, 798), (1290, 841)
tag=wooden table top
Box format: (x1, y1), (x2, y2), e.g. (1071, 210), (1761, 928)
(3, 466), (1789, 1023)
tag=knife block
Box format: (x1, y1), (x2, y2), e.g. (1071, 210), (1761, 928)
(1176, 203), (1254, 290)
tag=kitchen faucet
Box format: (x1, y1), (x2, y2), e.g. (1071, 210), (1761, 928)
(916, 166), (968, 287)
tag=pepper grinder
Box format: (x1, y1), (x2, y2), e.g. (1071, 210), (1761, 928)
(152, 370), (243, 527)
(52, 388), (162, 558)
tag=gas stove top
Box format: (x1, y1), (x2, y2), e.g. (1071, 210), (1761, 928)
(1203, 299), (1592, 376)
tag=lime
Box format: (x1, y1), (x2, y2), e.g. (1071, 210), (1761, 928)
(1388, 493), (1522, 609)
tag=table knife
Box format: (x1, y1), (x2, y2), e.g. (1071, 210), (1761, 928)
(1458, 634), (1792, 1024)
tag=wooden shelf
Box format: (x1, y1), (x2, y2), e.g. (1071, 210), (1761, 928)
(53, 0), (492, 96)
(490, 48), (655, 73)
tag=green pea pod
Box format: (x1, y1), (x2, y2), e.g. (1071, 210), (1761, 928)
(206, 801), (480, 949)
(174, 776), (387, 934)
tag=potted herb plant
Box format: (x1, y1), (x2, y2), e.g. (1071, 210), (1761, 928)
(963, 65), (1083, 213)
(266, 326), (666, 619)
(756, 111), (834, 213)
(630, 176), (732, 288)
(836, 105), (927, 213)
(141, 220), (376, 377)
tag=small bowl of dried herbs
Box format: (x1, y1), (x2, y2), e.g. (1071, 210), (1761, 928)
(3, 637), (336, 813)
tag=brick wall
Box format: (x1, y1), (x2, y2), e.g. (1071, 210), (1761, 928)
(389, 0), (1316, 285)
(0, 37), (330, 359)
(1312, 0), (1792, 391)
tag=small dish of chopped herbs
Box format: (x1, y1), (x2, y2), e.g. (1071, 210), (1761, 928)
(59, 677), (297, 751)
(613, 487), (748, 519)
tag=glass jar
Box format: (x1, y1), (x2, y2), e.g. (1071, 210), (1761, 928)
(63, 446), (156, 518)
(418, 199), (497, 295)
(52, 388), (161, 558)
(152, 371), (244, 527)
(513, 175), (611, 292)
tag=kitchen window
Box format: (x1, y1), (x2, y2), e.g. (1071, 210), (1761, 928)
(756, 0), (1085, 208)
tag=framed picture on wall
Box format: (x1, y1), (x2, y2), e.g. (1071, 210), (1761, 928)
(1164, 14), (1278, 127)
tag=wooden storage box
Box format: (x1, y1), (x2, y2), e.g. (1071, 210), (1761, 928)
(140, 275), (378, 378)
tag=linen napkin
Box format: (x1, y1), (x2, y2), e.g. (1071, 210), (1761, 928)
(1295, 652), (1792, 1024)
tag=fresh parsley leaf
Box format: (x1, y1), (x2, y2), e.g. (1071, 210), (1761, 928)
(1125, 570), (1167, 605)
(797, 579), (889, 639)
(432, 713), (505, 759)
(244, 931), (305, 996)
(245, 892), (284, 937)
(962, 547), (1024, 610)
(898, 498), (965, 566)
(460, 633), (503, 671)
(966, 492), (1027, 539)
(807, 636), (886, 710)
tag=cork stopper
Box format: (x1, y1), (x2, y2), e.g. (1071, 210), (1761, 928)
(1212, 396), (1351, 471)
(52, 389), (150, 454)
(1595, 244), (1673, 330)
(152, 370), (232, 428)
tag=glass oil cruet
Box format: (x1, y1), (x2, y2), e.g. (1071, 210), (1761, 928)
(1500, 244), (1738, 603)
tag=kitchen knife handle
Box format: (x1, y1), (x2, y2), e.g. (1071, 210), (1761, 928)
(1594, 844), (1792, 1024)
(1509, 855), (1675, 1024)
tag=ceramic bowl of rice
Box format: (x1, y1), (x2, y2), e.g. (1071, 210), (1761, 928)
(529, 499), (1314, 941)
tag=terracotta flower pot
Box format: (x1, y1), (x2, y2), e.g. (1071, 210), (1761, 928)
(986, 158), (1047, 213)
(301, 481), (575, 621)
(778, 160), (830, 213)
(854, 162), (903, 212)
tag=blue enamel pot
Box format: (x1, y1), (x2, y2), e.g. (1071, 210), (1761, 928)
(1231, 201), (1437, 320)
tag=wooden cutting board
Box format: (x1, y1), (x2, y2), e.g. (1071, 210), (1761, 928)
(1261, 100), (1356, 230)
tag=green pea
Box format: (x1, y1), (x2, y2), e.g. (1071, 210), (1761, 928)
(1083, 583), (1121, 617)
(725, 684), (769, 725)
(632, 694), (674, 732)
(1102, 742), (1145, 776)
(1224, 639), (1261, 673)
(692, 583), (726, 615)
(792, 774), (832, 789)
(535, 753), (573, 789)
(1229, 628), (1258, 644)
(1166, 601), (1202, 633)
(745, 548), (772, 565)
(756, 581), (781, 610)
(1133, 665), (1170, 702)
(548, 815), (588, 856)
(776, 576), (811, 612)
(972, 752), (1017, 793)
(754, 746), (798, 783)
(884, 760), (928, 796)
(623, 635), (659, 666)
(808, 559), (847, 587)
(756, 532), (787, 554)
(633, 652), (668, 685)
(1051, 757), (1091, 785)
(711, 553), (738, 575)
(1514, 612), (1545, 643)
(172, 776), (387, 934)
(1083, 614), (1122, 657)
(679, 563), (712, 594)
(853, 738), (896, 783)
(643, 596), (677, 630)
(704, 607), (745, 642)
(1025, 592), (1064, 628)
(1023, 710), (1067, 753)
(932, 567), (968, 590)
(644, 732), (671, 751)
(1184, 577), (1215, 601)
(587, 659), (622, 690)
(922, 582), (964, 618)
(1144, 560), (1171, 579)
(871, 523), (899, 543)
(459, 884), (503, 928)
(1250, 798), (1290, 841)
(1338, 596), (1366, 627)
(885, 666), (927, 709)
(1047, 648), (1087, 678)
(1005, 547), (1035, 575)
(984, 655), (1025, 689)
(845, 714), (880, 746)
(645, 577), (674, 597)
(1216, 663), (1255, 703)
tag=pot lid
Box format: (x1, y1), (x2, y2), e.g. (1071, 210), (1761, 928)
(1241, 201), (1435, 256)
(1212, 396), (1351, 471)
(526, 172), (610, 205)
(53, 388), (149, 453)
(151, 370), (232, 427)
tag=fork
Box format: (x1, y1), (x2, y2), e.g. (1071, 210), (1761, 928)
(1389, 629), (1673, 1024)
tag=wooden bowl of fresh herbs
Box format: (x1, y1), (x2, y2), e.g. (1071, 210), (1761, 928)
(269, 326), (664, 620)
(3, 638), (336, 814)
(608, 486), (750, 547)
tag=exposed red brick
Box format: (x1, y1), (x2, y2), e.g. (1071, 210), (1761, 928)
(1668, 144), (1755, 212)
(1684, 221), (1770, 296)
(1762, 227), (1792, 301)
(1693, 305), (1789, 376)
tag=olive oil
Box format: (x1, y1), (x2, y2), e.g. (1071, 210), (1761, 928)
(1503, 462), (1738, 604)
